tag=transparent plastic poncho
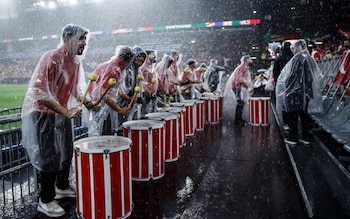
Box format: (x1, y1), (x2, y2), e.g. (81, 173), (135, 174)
(87, 46), (133, 136)
(154, 55), (174, 95)
(21, 24), (90, 172)
(203, 60), (226, 93)
(275, 50), (323, 114)
(223, 61), (252, 120)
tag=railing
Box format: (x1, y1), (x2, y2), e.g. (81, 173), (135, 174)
(0, 113), (87, 217)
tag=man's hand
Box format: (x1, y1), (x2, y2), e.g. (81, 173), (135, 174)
(66, 107), (82, 118)
(119, 107), (130, 116)
(85, 102), (99, 111)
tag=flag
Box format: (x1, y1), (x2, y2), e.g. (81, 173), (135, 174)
(333, 50), (350, 85)
(205, 22), (215, 27)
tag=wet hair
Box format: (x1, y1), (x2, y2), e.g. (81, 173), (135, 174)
(199, 63), (207, 68)
(293, 39), (307, 50)
(115, 45), (135, 61)
(163, 55), (174, 64)
(171, 50), (179, 56)
(187, 59), (196, 65)
(240, 55), (252, 63)
(145, 49), (155, 55)
(62, 23), (88, 38)
(133, 46), (146, 58)
(210, 59), (217, 65)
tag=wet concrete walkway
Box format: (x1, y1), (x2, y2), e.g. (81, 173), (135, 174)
(12, 105), (307, 219)
(128, 111), (306, 218)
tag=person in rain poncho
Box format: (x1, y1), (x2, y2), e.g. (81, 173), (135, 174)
(139, 49), (158, 116)
(168, 50), (183, 102)
(272, 41), (294, 130)
(224, 55), (253, 125)
(252, 71), (269, 97)
(203, 59), (227, 93)
(193, 63), (207, 99)
(21, 24), (93, 217)
(88, 45), (135, 136)
(180, 59), (203, 100)
(276, 39), (323, 145)
(155, 54), (174, 107)
(116, 46), (146, 131)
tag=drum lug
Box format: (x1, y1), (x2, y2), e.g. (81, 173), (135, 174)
(76, 147), (80, 156)
(103, 149), (110, 159)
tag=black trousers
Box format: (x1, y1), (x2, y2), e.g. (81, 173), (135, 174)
(35, 113), (73, 203)
(285, 110), (313, 140)
(40, 160), (71, 203)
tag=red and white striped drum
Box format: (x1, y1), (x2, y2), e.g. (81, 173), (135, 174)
(203, 93), (223, 120)
(249, 97), (270, 126)
(145, 112), (180, 162)
(171, 102), (195, 137)
(122, 120), (165, 181)
(200, 95), (220, 124)
(74, 136), (132, 219)
(181, 100), (198, 132)
(157, 107), (186, 147)
(194, 100), (205, 131)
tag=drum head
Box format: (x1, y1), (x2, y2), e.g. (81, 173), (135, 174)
(157, 107), (185, 113)
(181, 100), (197, 104)
(249, 97), (271, 101)
(74, 136), (131, 153)
(122, 119), (164, 130)
(145, 112), (179, 120)
(171, 102), (194, 107)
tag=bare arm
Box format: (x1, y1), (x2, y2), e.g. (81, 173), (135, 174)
(39, 99), (81, 118)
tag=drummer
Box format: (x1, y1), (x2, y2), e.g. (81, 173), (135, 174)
(88, 45), (135, 136)
(180, 59), (203, 100)
(139, 49), (158, 117)
(116, 46), (147, 131)
(224, 55), (253, 125)
(154, 54), (175, 107)
(168, 50), (183, 102)
(193, 63), (207, 99)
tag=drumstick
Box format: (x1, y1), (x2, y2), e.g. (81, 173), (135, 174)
(157, 98), (170, 108)
(95, 78), (117, 105)
(128, 74), (144, 109)
(128, 85), (142, 109)
(79, 72), (97, 107)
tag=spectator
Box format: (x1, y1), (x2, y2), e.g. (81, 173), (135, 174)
(272, 41), (294, 130)
(276, 39), (322, 145)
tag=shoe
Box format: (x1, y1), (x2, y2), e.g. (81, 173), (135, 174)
(37, 199), (65, 217)
(299, 137), (311, 145)
(283, 124), (289, 131)
(55, 186), (76, 199)
(285, 137), (298, 145)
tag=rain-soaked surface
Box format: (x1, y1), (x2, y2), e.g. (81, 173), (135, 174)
(3, 103), (309, 219)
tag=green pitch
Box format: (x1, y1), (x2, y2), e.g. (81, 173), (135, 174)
(0, 84), (27, 109)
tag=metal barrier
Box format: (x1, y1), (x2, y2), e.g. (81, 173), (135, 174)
(0, 113), (88, 217)
(317, 55), (342, 94)
(0, 107), (22, 116)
